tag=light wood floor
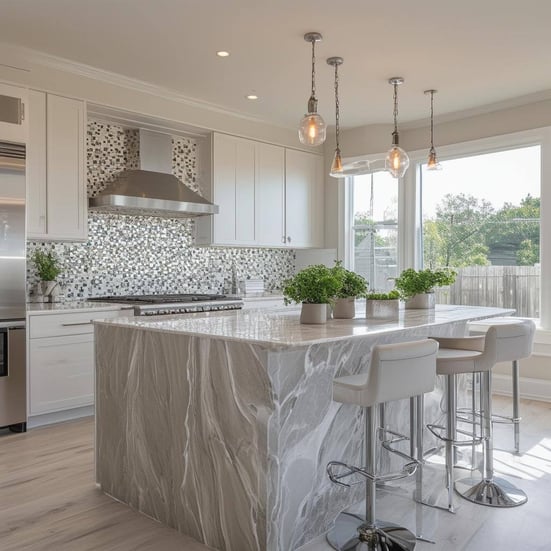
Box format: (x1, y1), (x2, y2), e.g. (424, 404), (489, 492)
(2, 397), (551, 551)
(0, 418), (213, 551)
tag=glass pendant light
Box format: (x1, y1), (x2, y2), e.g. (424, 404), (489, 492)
(425, 89), (442, 170)
(298, 32), (326, 146)
(385, 77), (409, 178)
(327, 56), (344, 177)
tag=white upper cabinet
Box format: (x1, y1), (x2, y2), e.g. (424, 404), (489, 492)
(256, 142), (285, 246)
(197, 132), (324, 248)
(284, 149), (324, 248)
(27, 91), (87, 241)
(0, 82), (28, 144)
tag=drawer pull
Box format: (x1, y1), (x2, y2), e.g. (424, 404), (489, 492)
(61, 321), (93, 327)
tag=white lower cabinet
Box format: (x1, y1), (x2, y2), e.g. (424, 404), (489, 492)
(29, 333), (94, 415)
(27, 308), (131, 417)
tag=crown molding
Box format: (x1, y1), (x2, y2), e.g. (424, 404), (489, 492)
(1, 42), (292, 131)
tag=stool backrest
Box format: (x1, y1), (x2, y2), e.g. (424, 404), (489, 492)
(366, 339), (438, 405)
(469, 318), (535, 362)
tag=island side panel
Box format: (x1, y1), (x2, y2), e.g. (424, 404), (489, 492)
(265, 322), (469, 551)
(95, 324), (275, 551)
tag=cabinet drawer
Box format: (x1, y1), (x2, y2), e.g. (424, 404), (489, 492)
(29, 333), (94, 415)
(29, 309), (127, 339)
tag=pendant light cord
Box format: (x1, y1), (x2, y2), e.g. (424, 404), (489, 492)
(334, 63), (340, 151)
(393, 82), (399, 135)
(430, 90), (435, 152)
(310, 39), (317, 99)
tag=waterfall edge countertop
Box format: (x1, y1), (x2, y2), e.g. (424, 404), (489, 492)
(95, 304), (514, 551)
(94, 304), (514, 348)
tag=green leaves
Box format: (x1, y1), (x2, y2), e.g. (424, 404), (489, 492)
(330, 261), (369, 299)
(32, 250), (62, 281)
(394, 268), (456, 300)
(366, 290), (400, 300)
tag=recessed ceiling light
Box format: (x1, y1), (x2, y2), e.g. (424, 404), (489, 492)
(246, 94), (259, 100)
(216, 51), (230, 57)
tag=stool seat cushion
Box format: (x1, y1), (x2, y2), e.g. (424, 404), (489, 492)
(333, 339), (438, 407)
(437, 348), (484, 375)
(468, 318), (535, 362)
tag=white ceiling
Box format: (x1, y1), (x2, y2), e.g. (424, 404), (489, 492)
(2, 0), (551, 130)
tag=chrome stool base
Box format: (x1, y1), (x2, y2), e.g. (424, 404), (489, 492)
(327, 512), (417, 551)
(455, 476), (528, 508)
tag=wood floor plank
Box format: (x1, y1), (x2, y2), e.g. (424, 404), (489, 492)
(0, 419), (214, 551)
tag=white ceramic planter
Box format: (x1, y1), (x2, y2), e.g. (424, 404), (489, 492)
(300, 303), (328, 324)
(332, 297), (356, 319)
(40, 280), (58, 302)
(405, 292), (435, 309)
(366, 299), (399, 319)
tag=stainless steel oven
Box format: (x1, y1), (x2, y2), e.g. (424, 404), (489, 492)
(0, 323), (26, 431)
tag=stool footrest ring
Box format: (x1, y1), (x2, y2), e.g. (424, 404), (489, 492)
(427, 422), (487, 447)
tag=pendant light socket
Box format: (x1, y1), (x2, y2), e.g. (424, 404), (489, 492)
(424, 89), (442, 171)
(385, 77), (409, 178)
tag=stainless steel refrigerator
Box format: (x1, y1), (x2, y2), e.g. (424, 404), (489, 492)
(0, 140), (26, 432)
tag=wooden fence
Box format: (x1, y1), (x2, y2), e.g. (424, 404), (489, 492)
(434, 266), (540, 318)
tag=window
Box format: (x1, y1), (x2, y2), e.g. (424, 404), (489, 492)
(350, 171), (398, 292)
(420, 145), (541, 317)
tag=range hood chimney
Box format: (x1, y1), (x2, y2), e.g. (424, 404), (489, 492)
(88, 129), (218, 218)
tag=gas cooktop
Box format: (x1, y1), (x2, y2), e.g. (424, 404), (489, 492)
(88, 293), (243, 316)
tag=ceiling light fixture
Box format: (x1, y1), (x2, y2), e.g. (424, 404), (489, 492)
(424, 89), (441, 170)
(298, 32), (326, 146)
(385, 77), (409, 178)
(216, 51), (230, 57)
(246, 94), (259, 100)
(327, 56), (344, 177)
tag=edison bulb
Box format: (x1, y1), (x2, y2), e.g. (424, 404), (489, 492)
(298, 113), (326, 146)
(385, 146), (410, 178)
(427, 149), (442, 171)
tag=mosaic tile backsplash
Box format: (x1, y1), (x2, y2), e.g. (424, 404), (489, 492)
(27, 121), (295, 299)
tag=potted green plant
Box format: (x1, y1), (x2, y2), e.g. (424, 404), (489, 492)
(32, 249), (62, 302)
(365, 290), (400, 318)
(394, 268), (456, 309)
(283, 264), (343, 324)
(331, 261), (368, 319)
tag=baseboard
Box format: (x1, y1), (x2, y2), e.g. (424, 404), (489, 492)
(492, 374), (551, 403)
(28, 405), (94, 428)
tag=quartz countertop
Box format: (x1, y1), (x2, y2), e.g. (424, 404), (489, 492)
(94, 304), (514, 348)
(27, 301), (134, 315)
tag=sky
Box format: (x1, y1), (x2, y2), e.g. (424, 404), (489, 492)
(353, 145), (541, 221)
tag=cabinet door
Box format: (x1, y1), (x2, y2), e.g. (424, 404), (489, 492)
(29, 334), (94, 415)
(285, 149), (324, 248)
(212, 133), (256, 245)
(46, 94), (87, 241)
(256, 143), (285, 246)
(0, 83), (27, 144)
(26, 90), (47, 236)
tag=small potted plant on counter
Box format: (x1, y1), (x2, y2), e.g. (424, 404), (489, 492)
(365, 289), (400, 319)
(32, 249), (62, 302)
(283, 264), (342, 324)
(394, 268), (456, 309)
(331, 261), (368, 319)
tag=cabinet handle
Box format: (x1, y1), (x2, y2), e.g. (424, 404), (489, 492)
(287, 236), (291, 243)
(61, 321), (93, 327)
(282, 236), (286, 244)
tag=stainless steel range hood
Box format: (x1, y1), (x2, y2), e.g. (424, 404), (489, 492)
(88, 129), (218, 218)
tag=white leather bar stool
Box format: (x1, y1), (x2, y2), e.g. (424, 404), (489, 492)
(326, 339), (438, 551)
(467, 318), (536, 453)
(430, 327), (528, 509)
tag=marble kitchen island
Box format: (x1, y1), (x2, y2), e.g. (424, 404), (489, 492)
(94, 304), (512, 551)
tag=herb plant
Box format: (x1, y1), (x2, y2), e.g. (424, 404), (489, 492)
(283, 264), (343, 305)
(331, 261), (369, 298)
(366, 290), (400, 300)
(32, 250), (62, 281)
(394, 268), (456, 300)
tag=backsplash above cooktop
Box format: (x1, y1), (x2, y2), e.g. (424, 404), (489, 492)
(27, 120), (295, 300)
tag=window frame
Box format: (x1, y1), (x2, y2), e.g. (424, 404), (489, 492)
(341, 126), (551, 329)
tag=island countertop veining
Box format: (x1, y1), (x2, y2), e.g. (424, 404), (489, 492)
(94, 303), (513, 348)
(95, 303), (513, 551)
